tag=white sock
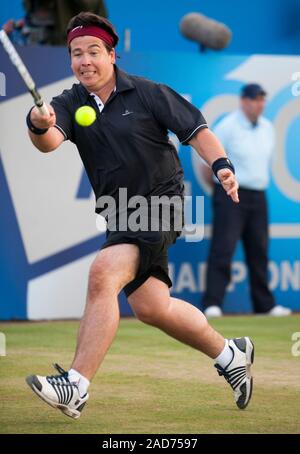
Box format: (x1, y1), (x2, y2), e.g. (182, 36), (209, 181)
(68, 368), (90, 398)
(214, 339), (233, 369)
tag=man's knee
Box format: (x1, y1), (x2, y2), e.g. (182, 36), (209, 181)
(88, 251), (135, 297)
(89, 244), (139, 293)
(88, 258), (117, 297)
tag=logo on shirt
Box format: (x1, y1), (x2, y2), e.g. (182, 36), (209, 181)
(122, 110), (134, 116)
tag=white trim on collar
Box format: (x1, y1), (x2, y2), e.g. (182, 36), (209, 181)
(90, 87), (116, 113)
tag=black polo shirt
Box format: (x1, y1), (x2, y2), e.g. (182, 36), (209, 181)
(51, 66), (207, 214)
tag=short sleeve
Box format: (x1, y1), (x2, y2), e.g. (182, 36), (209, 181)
(151, 84), (208, 145)
(51, 91), (74, 142)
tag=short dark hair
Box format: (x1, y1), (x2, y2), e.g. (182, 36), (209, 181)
(67, 12), (119, 53)
(240, 83), (266, 100)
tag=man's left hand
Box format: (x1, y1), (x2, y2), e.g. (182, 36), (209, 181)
(217, 168), (239, 203)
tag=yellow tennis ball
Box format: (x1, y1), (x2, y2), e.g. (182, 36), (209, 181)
(75, 106), (96, 127)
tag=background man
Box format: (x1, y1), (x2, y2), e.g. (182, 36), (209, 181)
(202, 83), (292, 318)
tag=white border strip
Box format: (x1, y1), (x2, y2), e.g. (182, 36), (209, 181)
(54, 124), (68, 140)
(181, 123), (208, 143)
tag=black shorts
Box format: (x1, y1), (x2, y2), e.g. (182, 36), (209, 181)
(101, 224), (181, 297)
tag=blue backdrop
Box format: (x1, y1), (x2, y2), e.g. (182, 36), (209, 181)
(1, 0), (300, 54)
(0, 47), (299, 319)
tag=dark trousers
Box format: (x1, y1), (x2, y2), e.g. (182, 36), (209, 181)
(202, 185), (274, 313)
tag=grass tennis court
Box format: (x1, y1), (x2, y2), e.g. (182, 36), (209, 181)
(0, 316), (299, 434)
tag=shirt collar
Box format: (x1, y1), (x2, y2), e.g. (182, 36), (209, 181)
(114, 65), (135, 93)
(78, 65), (135, 102)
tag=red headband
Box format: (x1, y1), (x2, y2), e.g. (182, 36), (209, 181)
(67, 25), (115, 48)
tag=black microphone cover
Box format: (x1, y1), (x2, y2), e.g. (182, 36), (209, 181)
(180, 13), (232, 50)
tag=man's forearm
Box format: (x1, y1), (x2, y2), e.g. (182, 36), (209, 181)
(190, 127), (239, 203)
(28, 127), (64, 153)
(189, 128), (227, 166)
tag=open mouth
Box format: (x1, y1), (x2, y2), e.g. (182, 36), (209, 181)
(80, 71), (96, 77)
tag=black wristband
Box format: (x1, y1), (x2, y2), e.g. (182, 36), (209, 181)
(26, 107), (49, 135)
(212, 157), (235, 181)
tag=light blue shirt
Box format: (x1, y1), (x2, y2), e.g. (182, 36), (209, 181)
(213, 109), (275, 190)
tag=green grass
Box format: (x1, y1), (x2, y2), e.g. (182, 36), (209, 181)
(0, 316), (299, 434)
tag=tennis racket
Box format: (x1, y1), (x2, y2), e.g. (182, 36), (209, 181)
(0, 29), (49, 116)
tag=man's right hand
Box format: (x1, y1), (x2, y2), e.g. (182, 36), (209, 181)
(30, 104), (56, 129)
(28, 104), (64, 153)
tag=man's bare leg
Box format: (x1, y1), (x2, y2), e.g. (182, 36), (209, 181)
(128, 276), (224, 358)
(25, 243), (140, 418)
(128, 276), (254, 410)
(71, 243), (139, 380)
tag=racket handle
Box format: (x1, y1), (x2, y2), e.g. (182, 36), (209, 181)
(37, 102), (49, 116)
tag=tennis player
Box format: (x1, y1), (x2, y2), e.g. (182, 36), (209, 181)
(25, 12), (254, 419)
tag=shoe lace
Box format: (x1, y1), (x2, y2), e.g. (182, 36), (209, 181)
(215, 364), (246, 390)
(46, 363), (76, 387)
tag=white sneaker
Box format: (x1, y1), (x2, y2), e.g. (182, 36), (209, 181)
(215, 337), (254, 409)
(26, 363), (89, 419)
(204, 306), (223, 318)
(267, 305), (292, 316)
